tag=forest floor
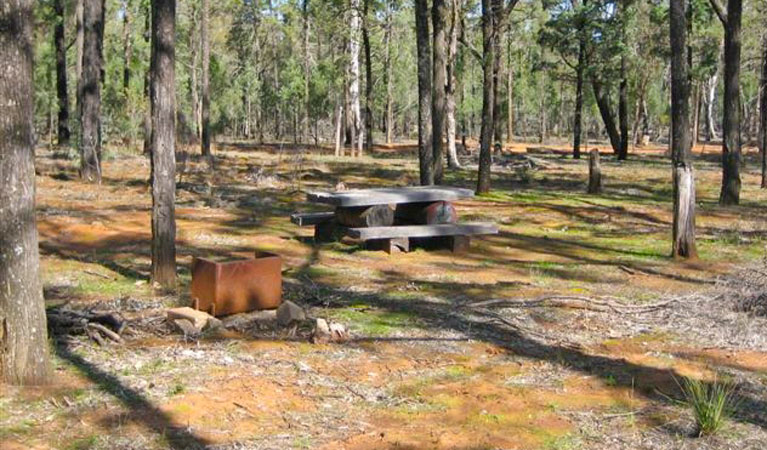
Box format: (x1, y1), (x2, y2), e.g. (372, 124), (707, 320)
(2, 140), (767, 449)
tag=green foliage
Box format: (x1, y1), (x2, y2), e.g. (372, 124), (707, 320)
(680, 376), (738, 436)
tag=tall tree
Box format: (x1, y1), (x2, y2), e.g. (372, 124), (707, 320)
(150, 0), (177, 289)
(79, 0), (105, 182)
(432, 0), (448, 183)
(0, 0), (51, 385)
(476, 0), (495, 194)
(54, 0), (71, 146)
(446, 0), (461, 169)
(592, 78), (621, 154)
(415, 0), (433, 184)
(617, 0), (629, 160)
(708, 0), (742, 205)
(349, 0), (363, 156)
(201, 0), (211, 158)
(760, 30), (767, 188)
(362, 0), (374, 151)
(670, 0), (697, 259)
(122, 0), (133, 91)
(384, 1), (394, 145)
(303, 0), (311, 144)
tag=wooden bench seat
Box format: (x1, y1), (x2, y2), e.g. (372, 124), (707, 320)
(342, 222), (498, 240)
(290, 211), (335, 226)
(343, 222), (498, 254)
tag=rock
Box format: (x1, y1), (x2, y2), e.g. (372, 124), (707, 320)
(329, 322), (349, 342)
(312, 318), (331, 344)
(276, 300), (306, 326)
(204, 316), (223, 331)
(167, 307), (213, 330)
(173, 318), (201, 335)
(312, 318), (349, 344)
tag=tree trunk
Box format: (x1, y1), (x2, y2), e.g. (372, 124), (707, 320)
(506, 32), (514, 144)
(706, 72), (718, 141)
(384, 3), (393, 144)
(432, 0), (448, 183)
(335, 103), (344, 157)
(538, 72), (546, 144)
(150, 0), (177, 289)
(476, 0), (495, 194)
(692, 82), (701, 146)
(491, 0), (503, 147)
(79, 0), (105, 183)
(415, 0), (433, 184)
(201, 0), (211, 157)
(632, 76), (647, 146)
(54, 0), (70, 146)
(592, 79), (621, 154)
(122, 0), (133, 92)
(719, 0), (742, 205)
(142, 0), (151, 154)
(362, 0), (373, 152)
(670, 0), (697, 259)
(75, 0), (84, 113)
(573, 36), (586, 159)
(587, 149), (602, 194)
(446, 0), (461, 169)
(761, 31), (767, 188)
(0, 0), (51, 386)
(349, 0), (363, 156)
(303, 0), (310, 144)
(618, 55), (629, 160)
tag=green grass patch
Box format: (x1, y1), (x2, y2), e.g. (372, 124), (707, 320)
(326, 306), (420, 336)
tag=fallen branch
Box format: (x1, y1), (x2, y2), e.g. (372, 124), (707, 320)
(86, 322), (123, 343)
(463, 295), (678, 314)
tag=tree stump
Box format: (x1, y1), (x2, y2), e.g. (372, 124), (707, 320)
(672, 164), (697, 258)
(587, 149), (602, 194)
(335, 204), (395, 227)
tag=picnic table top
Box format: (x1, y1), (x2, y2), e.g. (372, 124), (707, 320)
(306, 186), (475, 207)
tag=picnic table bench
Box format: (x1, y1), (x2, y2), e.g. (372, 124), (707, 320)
(291, 186), (498, 253)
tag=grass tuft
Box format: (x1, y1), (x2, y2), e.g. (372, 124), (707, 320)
(679, 375), (738, 436)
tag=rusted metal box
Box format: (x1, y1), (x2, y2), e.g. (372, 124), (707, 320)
(190, 251), (282, 316)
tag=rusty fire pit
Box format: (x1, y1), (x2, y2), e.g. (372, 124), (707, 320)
(190, 251), (282, 316)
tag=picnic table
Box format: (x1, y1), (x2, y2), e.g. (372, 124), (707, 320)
(291, 186), (498, 253)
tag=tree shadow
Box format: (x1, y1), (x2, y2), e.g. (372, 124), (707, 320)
(53, 342), (211, 449)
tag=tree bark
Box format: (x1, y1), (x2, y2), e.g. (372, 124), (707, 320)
(718, 0), (742, 205)
(446, 0), (461, 169)
(349, 0), (363, 156)
(150, 0), (177, 289)
(415, 0), (433, 184)
(54, 0), (71, 146)
(592, 79), (621, 154)
(476, 0), (495, 194)
(142, 0), (151, 154)
(75, 0), (84, 113)
(362, 0), (373, 152)
(618, 55), (629, 160)
(587, 149), (602, 194)
(706, 72), (718, 141)
(79, 0), (105, 182)
(573, 36), (586, 159)
(384, 2), (393, 144)
(692, 82), (701, 146)
(303, 0), (310, 144)
(760, 31), (767, 188)
(122, 0), (133, 92)
(506, 31), (514, 144)
(432, 0), (448, 183)
(670, 0), (697, 259)
(201, 0), (211, 157)
(0, 0), (51, 385)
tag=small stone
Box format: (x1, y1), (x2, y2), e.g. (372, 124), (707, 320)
(329, 322), (349, 342)
(276, 300), (306, 326)
(204, 316), (223, 331)
(312, 318), (331, 344)
(167, 307), (213, 330)
(173, 319), (201, 335)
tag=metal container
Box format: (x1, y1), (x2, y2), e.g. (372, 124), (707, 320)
(190, 251), (282, 316)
